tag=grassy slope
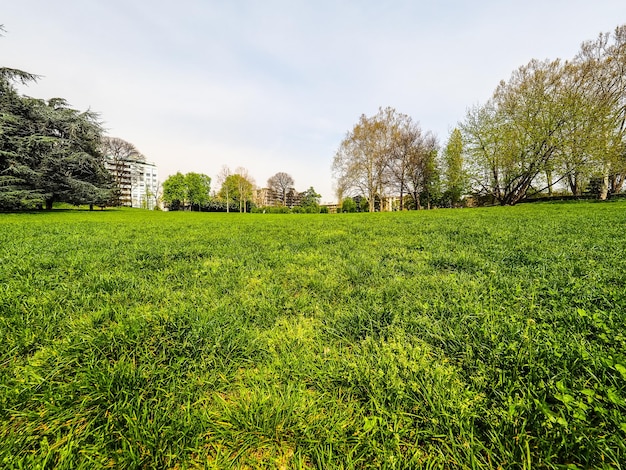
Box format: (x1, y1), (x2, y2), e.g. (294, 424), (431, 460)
(1, 203), (625, 469)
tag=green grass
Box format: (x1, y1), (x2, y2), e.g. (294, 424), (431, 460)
(1, 202), (625, 469)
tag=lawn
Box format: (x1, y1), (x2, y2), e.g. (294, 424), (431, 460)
(1, 202), (625, 468)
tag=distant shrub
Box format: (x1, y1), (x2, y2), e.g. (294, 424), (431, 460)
(252, 205), (290, 214)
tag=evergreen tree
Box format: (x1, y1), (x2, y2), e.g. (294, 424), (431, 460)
(0, 71), (111, 210)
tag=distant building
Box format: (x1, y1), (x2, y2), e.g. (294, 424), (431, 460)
(320, 202), (339, 213)
(105, 157), (159, 209)
(253, 187), (306, 208)
(253, 187), (281, 207)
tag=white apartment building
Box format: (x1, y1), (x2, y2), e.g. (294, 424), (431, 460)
(131, 162), (159, 209)
(105, 157), (159, 209)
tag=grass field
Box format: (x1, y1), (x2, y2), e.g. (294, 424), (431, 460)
(1, 202), (626, 469)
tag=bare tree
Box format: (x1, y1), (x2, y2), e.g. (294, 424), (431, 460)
(267, 172), (294, 206)
(217, 165), (232, 212)
(235, 166), (255, 212)
(388, 113), (427, 210)
(333, 107), (438, 211)
(100, 136), (145, 206)
(332, 108), (394, 212)
(404, 132), (439, 210)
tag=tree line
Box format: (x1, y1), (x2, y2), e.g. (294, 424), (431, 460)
(334, 24), (626, 208)
(5, 24), (624, 212)
(161, 167), (323, 213)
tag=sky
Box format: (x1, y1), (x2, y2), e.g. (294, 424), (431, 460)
(2, 1), (624, 203)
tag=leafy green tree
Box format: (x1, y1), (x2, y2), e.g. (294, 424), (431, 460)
(341, 197), (357, 213)
(1, 27), (111, 210)
(358, 196), (369, 212)
(574, 25), (626, 198)
(37, 98), (111, 210)
(162, 172), (211, 211)
(461, 59), (571, 205)
(299, 186), (321, 213)
(185, 172), (211, 210)
(461, 25), (626, 204)
(218, 173), (254, 212)
(234, 167), (254, 212)
(162, 172), (187, 210)
(442, 128), (465, 207)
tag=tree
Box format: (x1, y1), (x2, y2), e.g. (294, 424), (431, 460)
(341, 197), (357, 213)
(162, 172), (187, 210)
(573, 25), (626, 198)
(460, 25), (626, 204)
(403, 133), (439, 210)
(216, 165), (232, 212)
(100, 136), (145, 206)
(218, 172), (254, 212)
(267, 172), (294, 206)
(333, 107), (439, 211)
(185, 172), (211, 210)
(461, 59), (571, 205)
(101, 136), (144, 163)
(391, 119), (439, 211)
(234, 167), (255, 212)
(387, 112), (421, 210)
(332, 108), (394, 212)
(299, 186), (321, 213)
(162, 172), (211, 210)
(0, 92), (112, 210)
(442, 128), (465, 207)
(1, 29), (111, 210)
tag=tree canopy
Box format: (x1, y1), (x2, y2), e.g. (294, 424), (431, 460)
(267, 172), (294, 206)
(297, 186), (321, 213)
(218, 172), (254, 213)
(332, 107), (439, 211)
(442, 128), (466, 207)
(0, 70), (112, 210)
(1, 28), (112, 210)
(162, 172), (211, 211)
(461, 25), (626, 204)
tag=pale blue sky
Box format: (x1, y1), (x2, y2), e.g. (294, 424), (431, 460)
(2, 1), (624, 202)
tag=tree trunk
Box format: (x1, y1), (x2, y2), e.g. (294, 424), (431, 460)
(45, 199), (53, 210)
(546, 170), (553, 196)
(599, 174), (609, 200)
(568, 173), (581, 197)
(414, 193), (421, 210)
(609, 174), (625, 194)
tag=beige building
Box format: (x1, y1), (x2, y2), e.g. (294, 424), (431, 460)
(253, 187), (281, 207)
